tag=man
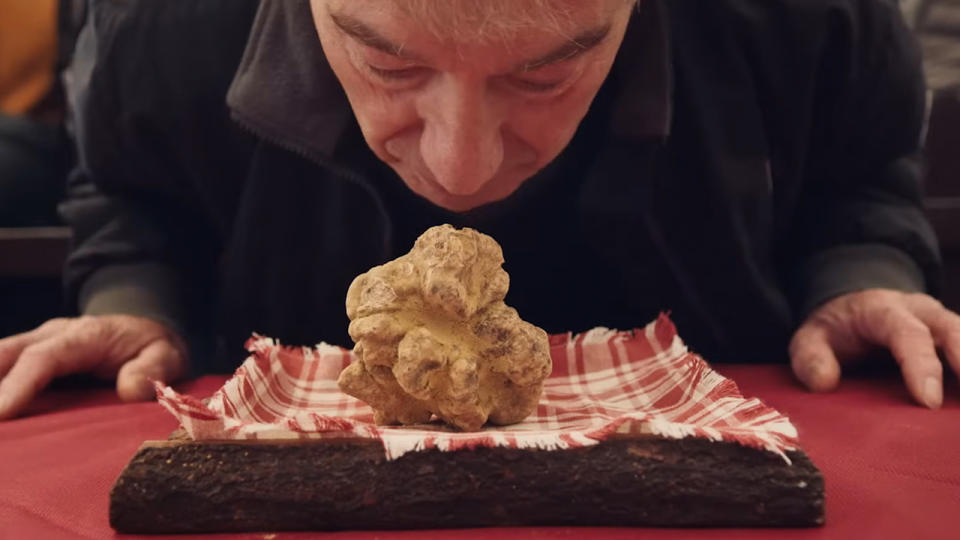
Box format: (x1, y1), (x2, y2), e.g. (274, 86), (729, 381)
(0, 0), (957, 420)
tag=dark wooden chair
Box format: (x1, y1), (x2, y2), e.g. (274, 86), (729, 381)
(0, 227), (72, 335)
(904, 0), (960, 32)
(925, 91), (960, 312)
(0, 226), (72, 277)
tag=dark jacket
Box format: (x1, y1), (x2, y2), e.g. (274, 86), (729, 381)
(61, 0), (939, 373)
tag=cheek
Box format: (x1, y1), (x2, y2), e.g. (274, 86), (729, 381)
(356, 100), (424, 171)
(506, 87), (597, 166)
(510, 53), (618, 163)
(318, 38), (420, 157)
(350, 92), (418, 161)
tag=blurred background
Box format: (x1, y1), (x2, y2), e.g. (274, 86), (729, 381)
(908, 0), (960, 317)
(0, 0), (81, 336)
(0, 0), (958, 338)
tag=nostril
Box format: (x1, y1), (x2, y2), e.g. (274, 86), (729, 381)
(421, 127), (504, 196)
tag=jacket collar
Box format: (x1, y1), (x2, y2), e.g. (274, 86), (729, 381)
(226, 0), (352, 161)
(226, 0), (673, 164)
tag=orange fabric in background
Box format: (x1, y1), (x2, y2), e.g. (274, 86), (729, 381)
(0, 0), (58, 115)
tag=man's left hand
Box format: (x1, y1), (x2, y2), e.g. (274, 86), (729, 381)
(790, 289), (960, 408)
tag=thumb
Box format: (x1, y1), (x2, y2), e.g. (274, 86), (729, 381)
(116, 339), (188, 402)
(790, 323), (842, 393)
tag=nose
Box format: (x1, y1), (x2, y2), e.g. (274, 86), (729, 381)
(418, 77), (504, 196)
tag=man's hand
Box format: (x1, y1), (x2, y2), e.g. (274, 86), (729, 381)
(0, 315), (188, 420)
(790, 289), (960, 409)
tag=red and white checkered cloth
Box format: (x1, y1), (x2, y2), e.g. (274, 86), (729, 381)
(155, 314), (800, 463)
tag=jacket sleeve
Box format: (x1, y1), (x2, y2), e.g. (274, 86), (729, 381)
(786, 0), (940, 318)
(58, 1), (235, 342)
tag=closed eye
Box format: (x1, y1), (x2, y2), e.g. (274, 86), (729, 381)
(367, 65), (429, 81)
(509, 77), (565, 93)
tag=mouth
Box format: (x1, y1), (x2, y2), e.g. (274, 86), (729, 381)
(380, 143), (539, 211)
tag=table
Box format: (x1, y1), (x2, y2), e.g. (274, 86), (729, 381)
(1, 365), (957, 540)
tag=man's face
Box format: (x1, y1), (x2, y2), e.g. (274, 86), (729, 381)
(311, 0), (633, 212)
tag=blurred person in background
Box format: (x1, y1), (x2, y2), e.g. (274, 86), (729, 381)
(0, 0), (74, 227)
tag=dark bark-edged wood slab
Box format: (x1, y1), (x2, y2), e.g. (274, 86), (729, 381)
(109, 434), (824, 533)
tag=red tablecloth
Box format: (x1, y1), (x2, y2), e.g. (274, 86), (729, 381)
(1, 366), (957, 540)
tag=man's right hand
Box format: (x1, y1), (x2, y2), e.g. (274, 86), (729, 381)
(0, 315), (188, 420)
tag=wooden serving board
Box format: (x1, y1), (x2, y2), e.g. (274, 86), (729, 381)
(109, 432), (824, 533)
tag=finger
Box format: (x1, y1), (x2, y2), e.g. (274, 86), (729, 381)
(790, 323), (842, 393)
(909, 297), (960, 384)
(116, 339), (188, 402)
(0, 333), (36, 380)
(864, 307), (943, 409)
(0, 332), (105, 420)
(0, 319), (69, 379)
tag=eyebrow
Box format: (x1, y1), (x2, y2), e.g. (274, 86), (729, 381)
(330, 13), (422, 60)
(518, 24), (612, 72)
(330, 12), (612, 72)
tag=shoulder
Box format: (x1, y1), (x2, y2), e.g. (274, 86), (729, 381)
(665, 0), (919, 105)
(82, 0), (261, 104)
(667, 0), (911, 55)
(667, 0), (905, 27)
(87, 0), (261, 47)
(70, 1), (262, 188)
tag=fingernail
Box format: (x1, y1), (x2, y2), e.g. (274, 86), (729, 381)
(803, 360), (827, 390)
(806, 360), (824, 380)
(924, 377), (942, 409)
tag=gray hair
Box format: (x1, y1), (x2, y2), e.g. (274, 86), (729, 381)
(389, 0), (639, 43)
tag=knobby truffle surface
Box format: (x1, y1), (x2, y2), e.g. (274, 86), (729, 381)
(338, 225), (552, 431)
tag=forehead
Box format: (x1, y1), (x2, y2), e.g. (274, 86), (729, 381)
(325, 0), (629, 45)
